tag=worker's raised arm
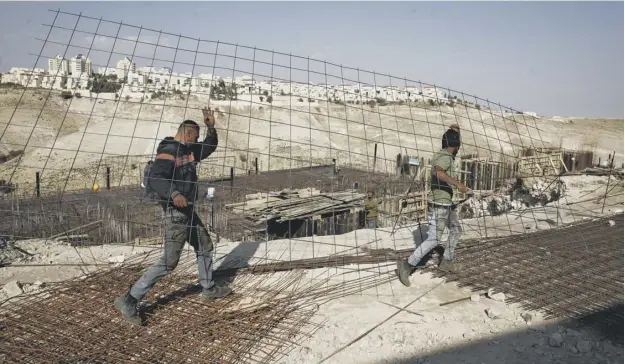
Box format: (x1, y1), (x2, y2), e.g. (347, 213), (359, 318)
(191, 106), (219, 161)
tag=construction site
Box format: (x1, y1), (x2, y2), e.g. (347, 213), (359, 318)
(0, 9), (624, 364)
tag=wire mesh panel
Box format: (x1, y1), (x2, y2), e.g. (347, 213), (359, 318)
(0, 9), (623, 364)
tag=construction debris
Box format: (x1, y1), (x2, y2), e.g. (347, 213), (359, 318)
(459, 177), (567, 218)
(583, 167), (624, 179)
(487, 288), (506, 302)
(225, 188), (365, 224)
(1, 280), (23, 298)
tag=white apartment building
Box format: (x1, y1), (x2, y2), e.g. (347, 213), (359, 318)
(48, 55), (69, 76)
(116, 57), (136, 79)
(70, 54), (92, 76)
(422, 86), (446, 101)
(0, 67), (46, 87)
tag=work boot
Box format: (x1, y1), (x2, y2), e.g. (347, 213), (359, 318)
(438, 259), (456, 273)
(113, 292), (142, 326)
(396, 259), (416, 287)
(201, 285), (233, 301)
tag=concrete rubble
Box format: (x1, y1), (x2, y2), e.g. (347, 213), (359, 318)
(487, 288), (506, 302)
(459, 177), (567, 219)
(549, 333), (564, 347)
(2, 280), (23, 298)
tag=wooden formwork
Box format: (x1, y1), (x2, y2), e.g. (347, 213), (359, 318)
(378, 191), (428, 227)
(457, 158), (518, 191)
(518, 148), (568, 177)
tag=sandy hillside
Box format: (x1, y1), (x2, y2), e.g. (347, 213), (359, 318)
(0, 89), (623, 194)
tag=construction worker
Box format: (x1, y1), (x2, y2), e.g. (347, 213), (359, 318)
(396, 126), (468, 286)
(364, 190), (379, 229)
(114, 107), (232, 325)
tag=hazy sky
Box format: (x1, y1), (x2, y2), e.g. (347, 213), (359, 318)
(0, 1), (623, 118)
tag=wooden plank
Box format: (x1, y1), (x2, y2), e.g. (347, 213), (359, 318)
(549, 158), (560, 175)
(560, 157), (569, 172)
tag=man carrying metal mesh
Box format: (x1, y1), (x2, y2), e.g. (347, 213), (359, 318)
(114, 107), (232, 325)
(396, 125), (469, 287)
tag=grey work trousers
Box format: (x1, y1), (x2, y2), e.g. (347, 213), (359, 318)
(130, 206), (214, 300)
(366, 218), (377, 229)
(408, 205), (462, 266)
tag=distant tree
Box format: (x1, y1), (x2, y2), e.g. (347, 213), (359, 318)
(91, 78), (121, 94)
(368, 100), (376, 108)
(298, 97), (304, 102)
(260, 96), (264, 102)
(263, 90), (269, 97)
(61, 76), (68, 89)
(266, 95), (273, 103)
(280, 90), (286, 96)
(125, 95), (131, 102)
(308, 98), (314, 103)
(475, 104), (481, 110)
(60, 91), (73, 99)
(427, 99), (435, 106)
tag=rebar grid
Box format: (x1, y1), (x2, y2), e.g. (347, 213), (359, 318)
(0, 255), (394, 364)
(0, 9), (623, 360)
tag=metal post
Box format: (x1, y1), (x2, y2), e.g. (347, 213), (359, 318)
(35, 172), (40, 197)
(106, 167), (111, 190)
(230, 167), (234, 188)
(373, 143), (378, 174)
(601, 150), (616, 214)
(255, 157), (258, 174)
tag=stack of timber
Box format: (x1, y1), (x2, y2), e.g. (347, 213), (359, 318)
(583, 167), (624, 179)
(225, 188), (365, 225)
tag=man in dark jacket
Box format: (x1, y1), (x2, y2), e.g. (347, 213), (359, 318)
(114, 107), (232, 325)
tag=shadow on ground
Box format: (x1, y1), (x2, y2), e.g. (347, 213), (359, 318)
(139, 241), (261, 319)
(372, 305), (623, 364)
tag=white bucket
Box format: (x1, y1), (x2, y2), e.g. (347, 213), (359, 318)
(206, 187), (215, 200)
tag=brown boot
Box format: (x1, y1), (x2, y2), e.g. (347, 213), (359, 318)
(396, 259), (416, 287)
(201, 285), (233, 301)
(438, 259), (456, 273)
(113, 292), (142, 326)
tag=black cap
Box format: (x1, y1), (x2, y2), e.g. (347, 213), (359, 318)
(442, 128), (461, 149)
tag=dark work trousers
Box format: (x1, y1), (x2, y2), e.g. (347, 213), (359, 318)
(130, 206), (214, 300)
